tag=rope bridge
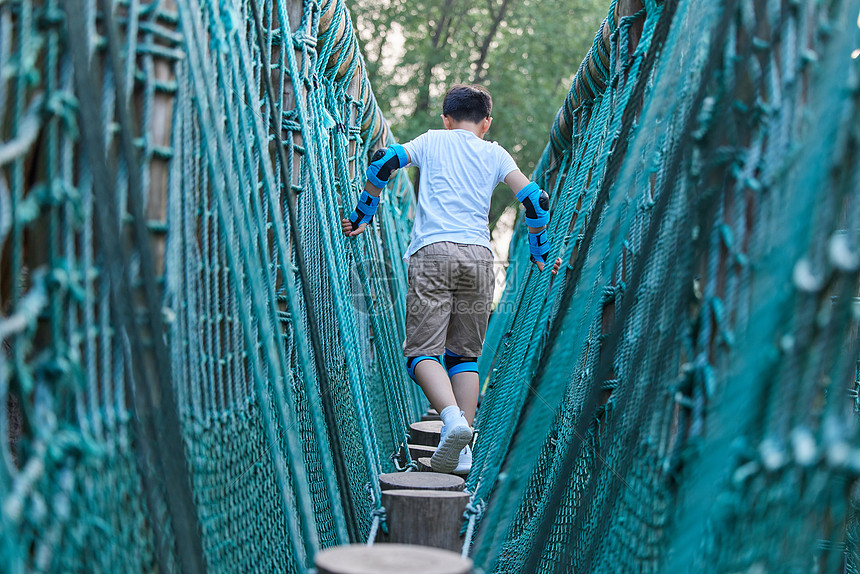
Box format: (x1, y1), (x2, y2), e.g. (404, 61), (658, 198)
(0, 0), (858, 572)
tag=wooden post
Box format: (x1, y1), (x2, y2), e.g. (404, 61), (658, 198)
(315, 544), (472, 574)
(381, 490), (471, 552)
(279, 0), (305, 194)
(144, 0), (178, 277)
(616, 0), (645, 58)
(347, 71), (361, 180)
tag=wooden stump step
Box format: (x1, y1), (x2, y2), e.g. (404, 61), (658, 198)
(315, 543), (472, 574)
(416, 457), (468, 476)
(408, 443), (436, 460)
(409, 420), (443, 447)
(421, 408), (441, 422)
(381, 489), (471, 552)
(379, 471), (464, 491)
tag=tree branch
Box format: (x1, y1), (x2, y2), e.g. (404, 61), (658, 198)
(472, 0), (512, 84)
(415, 0), (457, 115)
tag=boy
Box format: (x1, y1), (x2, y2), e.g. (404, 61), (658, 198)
(341, 85), (553, 474)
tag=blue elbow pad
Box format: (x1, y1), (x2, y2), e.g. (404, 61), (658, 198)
(516, 182), (550, 227)
(366, 144), (408, 188)
(528, 228), (550, 265)
(348, 189), (380, 230)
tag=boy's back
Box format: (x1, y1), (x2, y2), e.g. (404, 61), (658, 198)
(403, 128), (517, 259)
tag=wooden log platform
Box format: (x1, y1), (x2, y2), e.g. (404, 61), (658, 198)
(409, 420), (443, 447)
(315, 543), (472, 574)
(421, 408), (441, 422)
(415, 457), (469, 476)
(379, 471), (464, 491)
(408, 443), (436, 460)
(381, 490), (471, 552)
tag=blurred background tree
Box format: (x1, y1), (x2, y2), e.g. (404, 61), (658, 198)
(349, 0), (606, 232)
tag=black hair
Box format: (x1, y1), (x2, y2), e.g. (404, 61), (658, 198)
(442, 84), (492, 124)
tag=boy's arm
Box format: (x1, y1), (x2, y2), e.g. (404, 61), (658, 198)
(341, 144), (411, 237)
(504, 170), (553, 271)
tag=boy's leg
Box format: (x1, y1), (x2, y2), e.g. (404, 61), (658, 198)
(450, 372), (479, 426)
(411, 358), (457, 413)
(409, 351), (473, 474)
(451, 371), (478, 475)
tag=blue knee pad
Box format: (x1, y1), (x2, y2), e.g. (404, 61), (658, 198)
(442, 349), (478, 377)
(406, 356), (440, 381)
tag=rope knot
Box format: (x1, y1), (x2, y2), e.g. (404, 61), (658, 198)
(367, 506), (387, 544)
(463, 498), (486, 520)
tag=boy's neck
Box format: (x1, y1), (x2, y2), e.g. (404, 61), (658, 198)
(441, 115), (491, 139)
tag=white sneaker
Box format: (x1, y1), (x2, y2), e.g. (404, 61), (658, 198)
(453, 444), (472, 475)
(431, 417), (473, 473)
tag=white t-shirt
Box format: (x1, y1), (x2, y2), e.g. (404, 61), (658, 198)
(401, 129), (518, 260)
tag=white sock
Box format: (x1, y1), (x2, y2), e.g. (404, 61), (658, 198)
(439, 405), (462, 428)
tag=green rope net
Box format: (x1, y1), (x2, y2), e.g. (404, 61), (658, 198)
(0, 0), (858, 572)
(1, 0), (422, 571)
(473, 0), (860, 571)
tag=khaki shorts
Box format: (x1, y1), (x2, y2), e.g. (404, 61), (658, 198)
(403, 242), (495, 357)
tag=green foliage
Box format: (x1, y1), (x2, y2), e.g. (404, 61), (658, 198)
(349, 0), (606, 228)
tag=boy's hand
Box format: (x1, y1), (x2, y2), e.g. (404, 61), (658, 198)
(534, 256), (562, 273)
(342, 217), (367, 237)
